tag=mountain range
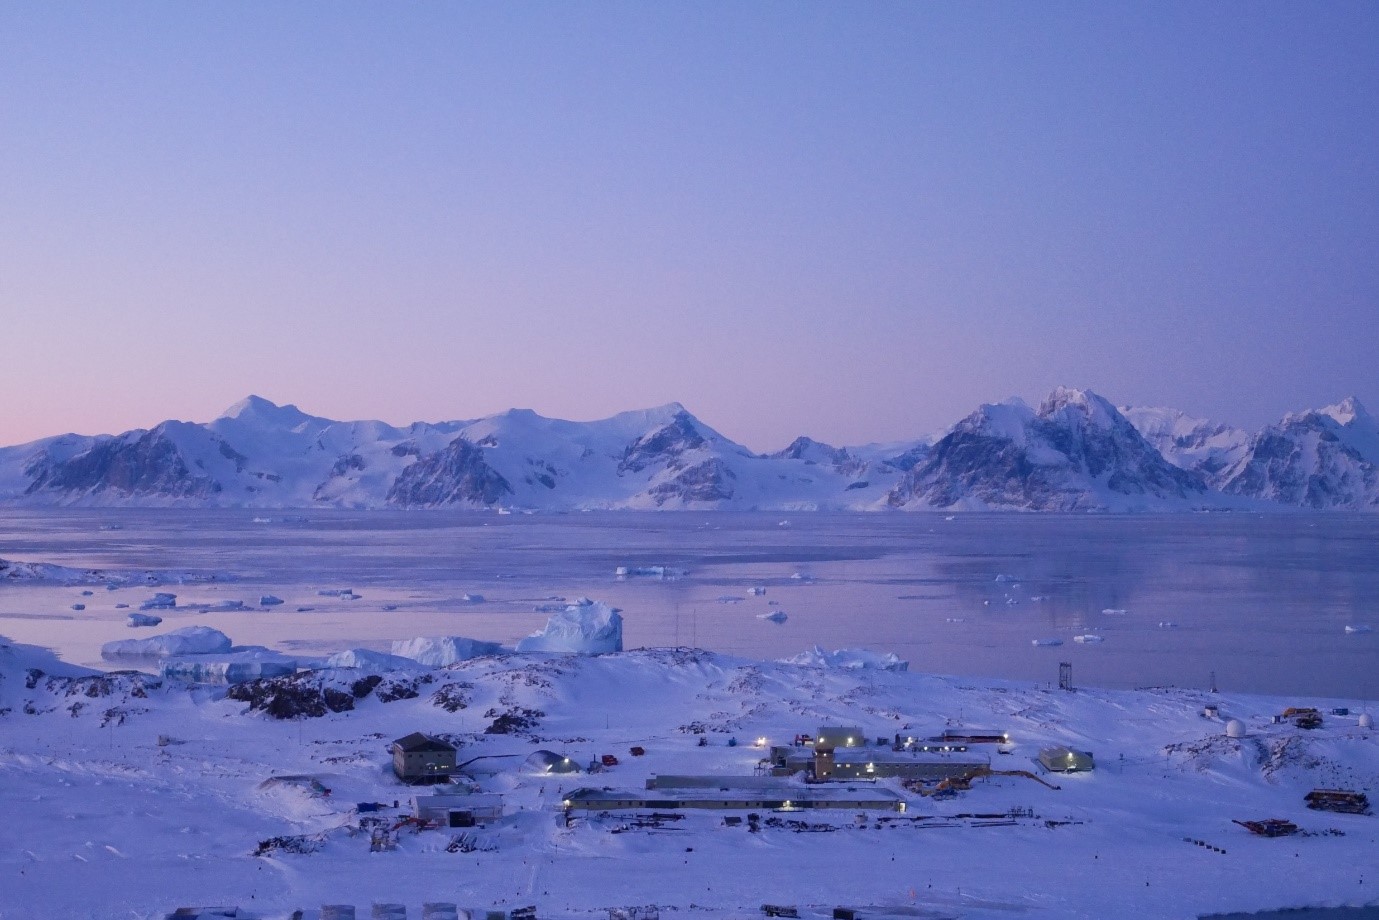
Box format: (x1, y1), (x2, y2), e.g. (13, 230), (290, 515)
(1, 389), (1376, 512)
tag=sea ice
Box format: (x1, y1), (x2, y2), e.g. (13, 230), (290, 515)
(391, 636), (504, 667)
(758, 610), (788, 623)
(126, 613), (163, 628)
(260, 595), (284, 606)
(1073, 634), (1105, 644)
(101, 626), (233, 659)
(1032, 638), (1064, 647)
(1345, 625), (1373, 634)
(515, 599), (622, 654)
(140, 592), (177, 610)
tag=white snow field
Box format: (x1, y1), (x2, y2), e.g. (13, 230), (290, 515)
(2, 636), (1378, 920)
(2, 510), (1379, 918)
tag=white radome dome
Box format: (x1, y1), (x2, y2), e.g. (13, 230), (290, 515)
(1225, 719), (1246, 738)
(1360, 713), (1374, 730)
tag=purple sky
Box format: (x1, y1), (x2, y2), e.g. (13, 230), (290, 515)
(1, 3), (1375, 452)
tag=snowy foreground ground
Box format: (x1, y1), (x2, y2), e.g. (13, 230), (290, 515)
(2, 639), (1377, 920)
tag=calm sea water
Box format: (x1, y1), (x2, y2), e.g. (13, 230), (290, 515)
(1, 510), (1376, 699)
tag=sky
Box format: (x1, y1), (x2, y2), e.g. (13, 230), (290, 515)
(1, 2), (1376, 452)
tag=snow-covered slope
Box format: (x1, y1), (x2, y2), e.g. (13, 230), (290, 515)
(1121, 406), (1250, 487)
(1218, 397), (1379, 510)
(888, 388), (1211, 511)
(4, 638), (1378, 919)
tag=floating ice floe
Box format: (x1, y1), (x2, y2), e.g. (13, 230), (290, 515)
(1102, 608), (1129, 615)
(1072, 634), (1105, 644)
(1158, 621), (1179, 629)
(615, 565), (685, 579)
(101, 626), (233, 659)
(70, 603), (85, 611)
(1345, 625), (1373, 634)
(140, 593), (177, 610)
(758, 610), (789, 623)
(114, 603), (129, 609)
(1032, 638), (1064, 647)
(994, 574), (1019, 583)
(461, 593), (485, 603)
(716, 595), (745, 604)
(127, 613), (163, 628)
(748, 587), (766, 596)
(317, 588), (361, 599)
(516, 599), (622, 654)
(259, 595), (284, 606)
(946, 617), (965, 623)
(392, 636), (504, 667)
(325, 648), (419, 672)
(785, 645), (908, 671)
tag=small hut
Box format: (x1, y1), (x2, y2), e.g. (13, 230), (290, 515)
(1039, 746), (1094, 773)
(525, 749), (581, 774)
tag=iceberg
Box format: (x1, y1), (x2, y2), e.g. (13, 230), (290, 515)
(757, 610), (788, 623)
(1073, 634), (1104, 644)
(392, 636), (503, 667)
(325, 648), (419, 672)
(140, 592), (177, 610)
(260, 595), (285, 606)
(516, 599), (622, 654)
(785, 645), (909, 672)
(1031, 637), (1063, 647)
(160, 656), (296, 684)
(127, 613), (163, 628)
(101, 626), (233, 659)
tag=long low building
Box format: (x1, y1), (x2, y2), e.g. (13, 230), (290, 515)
(563, 784), (905, 812)
(413, 793), (505, 826)
(770, 746), (989, 781)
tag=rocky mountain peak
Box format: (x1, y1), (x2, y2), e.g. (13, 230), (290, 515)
(1318, 396), (1370, 428)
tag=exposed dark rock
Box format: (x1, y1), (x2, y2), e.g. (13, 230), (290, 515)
(386, 437), (512, 507)
(482, 706), (544, 734)
(619, 412), (707, 474)
(24, 425), (220, 500)
(431, 682), (472, 712)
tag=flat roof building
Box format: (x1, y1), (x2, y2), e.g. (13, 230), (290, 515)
(563, 784), (904, 813)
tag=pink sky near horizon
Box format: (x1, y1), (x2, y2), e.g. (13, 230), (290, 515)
(1, 4), (1375, 452)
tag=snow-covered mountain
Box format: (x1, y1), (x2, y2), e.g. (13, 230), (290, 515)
(1120, 406), (1250, 487)
(0, 398), (899, 511)
(887, 388), (1210, 511)
(3, 392), (1378, 511)
(1215, 397), (1379, 510)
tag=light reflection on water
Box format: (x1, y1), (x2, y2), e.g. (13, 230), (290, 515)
(0, 509), (1376, 699)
